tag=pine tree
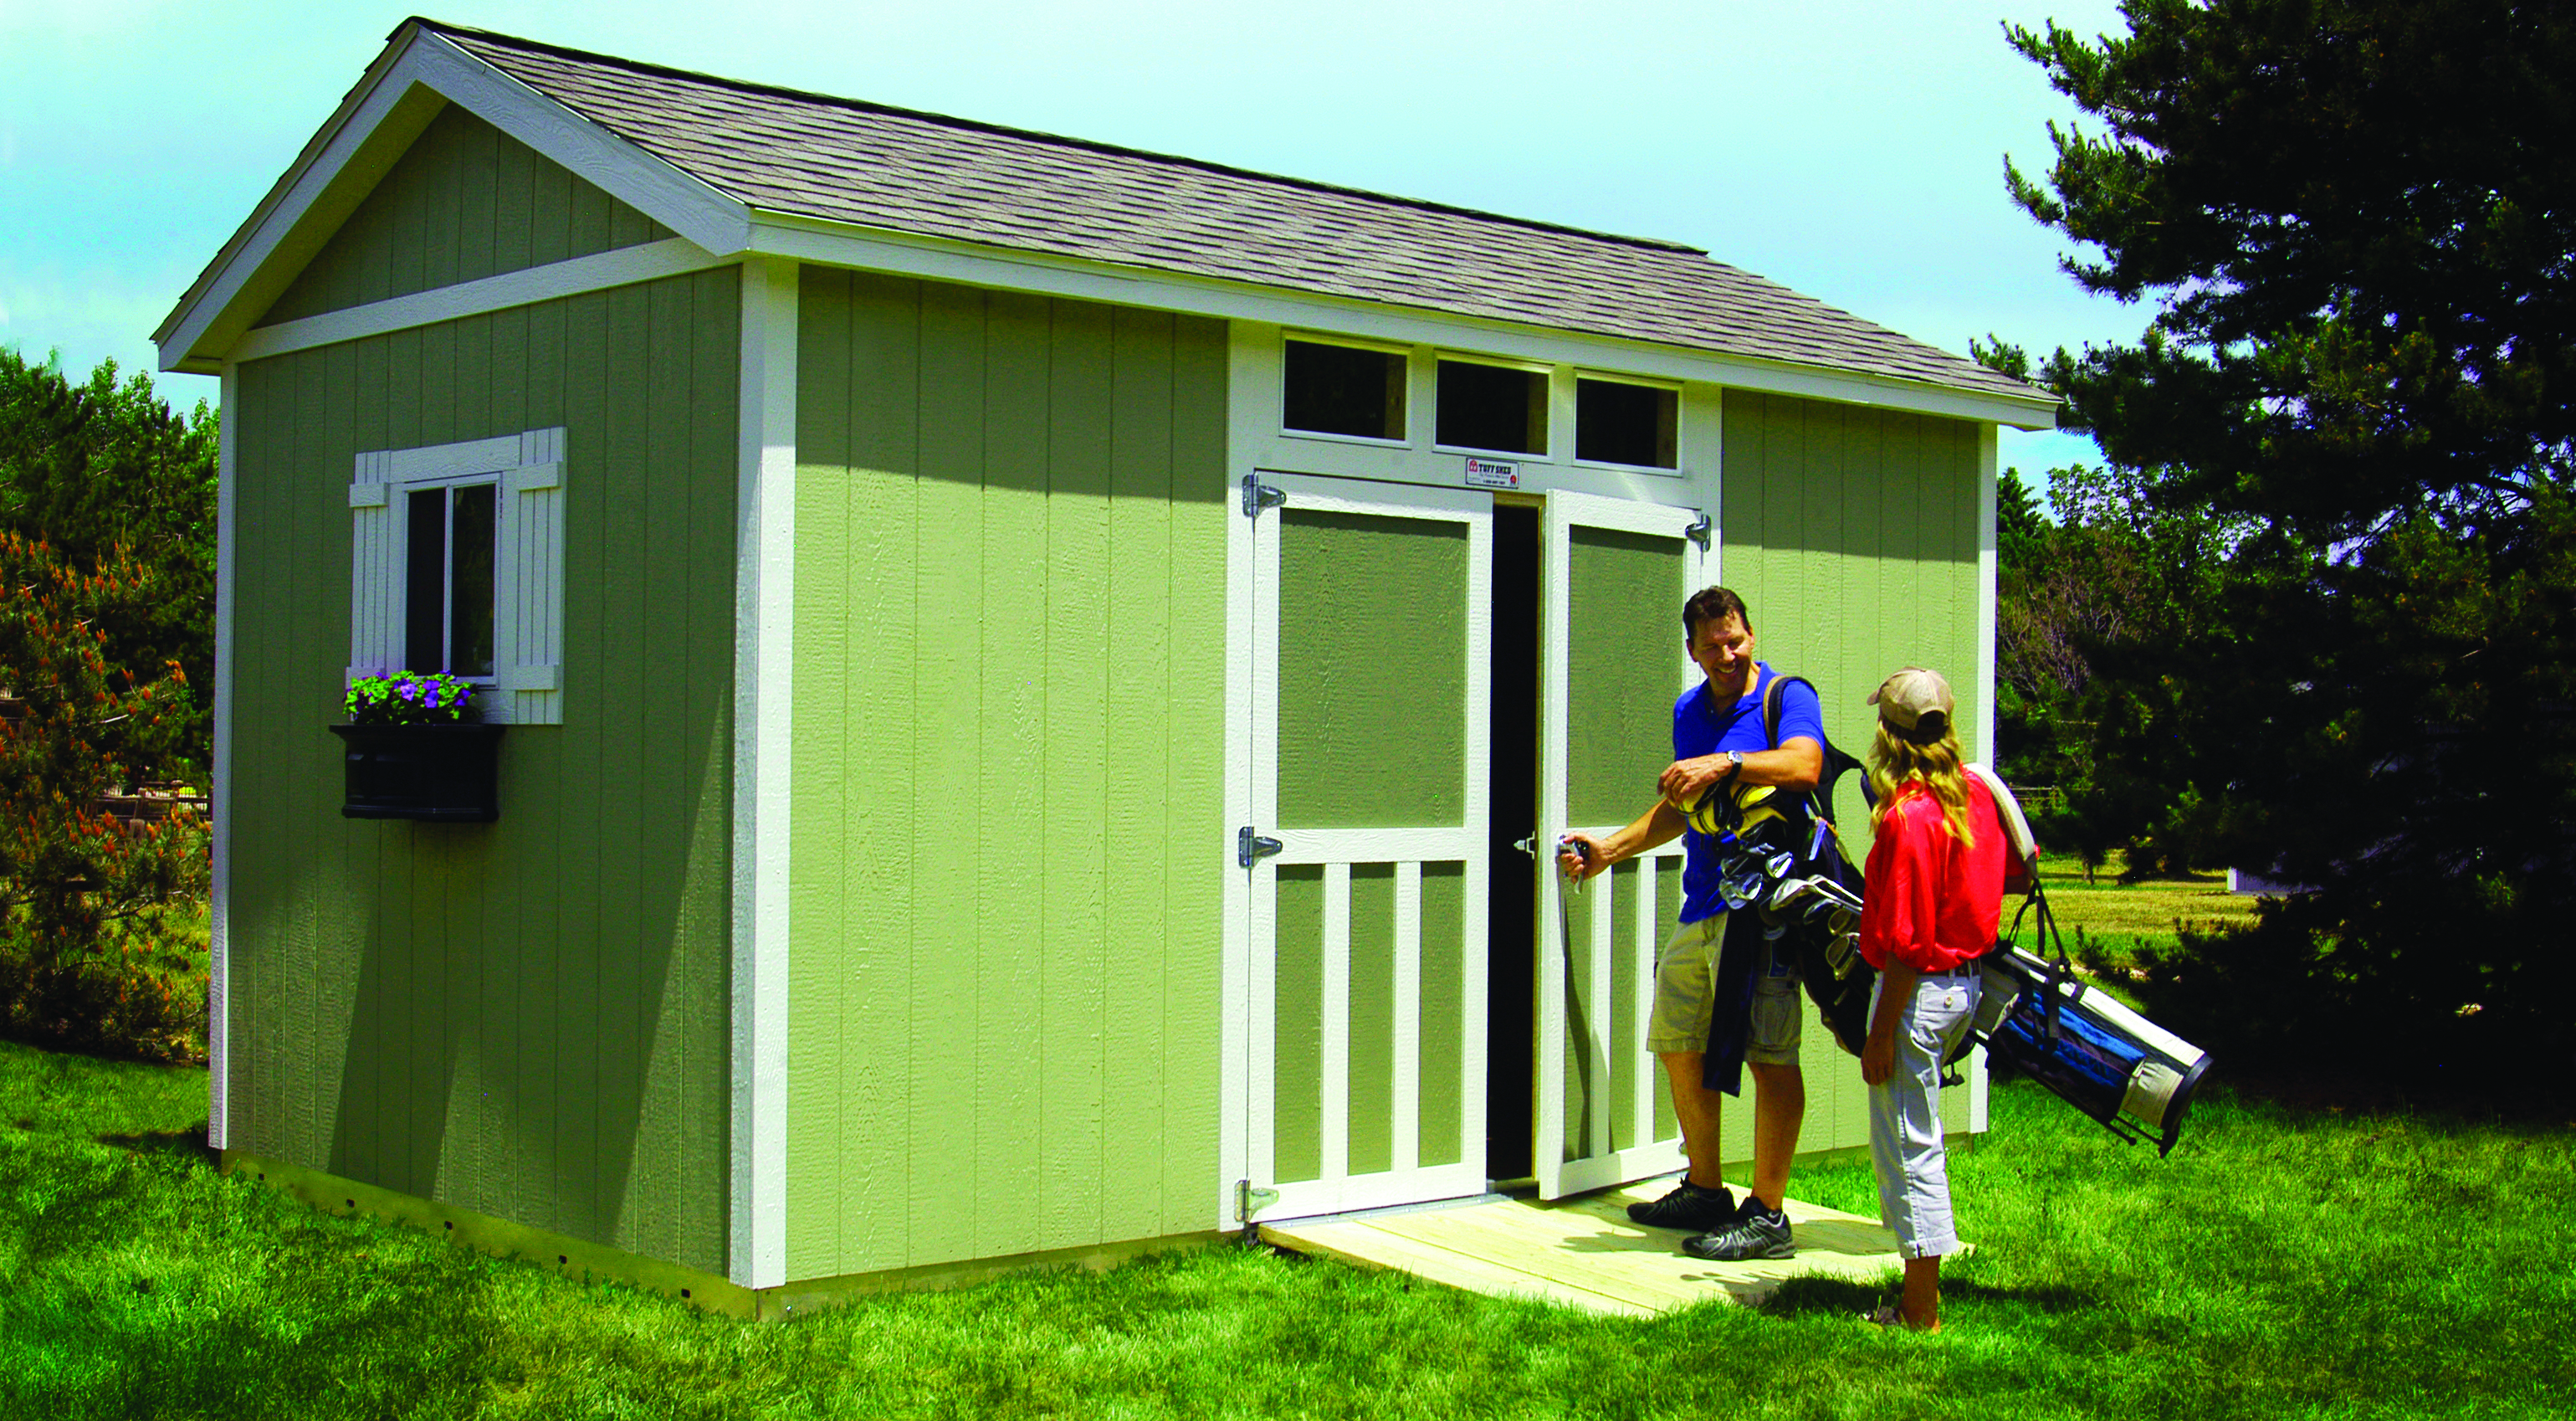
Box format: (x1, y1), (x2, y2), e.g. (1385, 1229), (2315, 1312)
(2001, 0), (2576, 1079)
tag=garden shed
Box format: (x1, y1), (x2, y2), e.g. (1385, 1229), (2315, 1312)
(156, 18), (2057, 1315)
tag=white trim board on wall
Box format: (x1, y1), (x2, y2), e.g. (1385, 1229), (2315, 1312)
(208, 362), (240, 1152)
(730, 255), (797, 1290)
(229, 239), (729, 365)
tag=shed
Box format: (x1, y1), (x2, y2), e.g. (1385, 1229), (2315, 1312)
(157, 18), (2057, 1315)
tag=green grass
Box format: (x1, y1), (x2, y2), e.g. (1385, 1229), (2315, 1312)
(5, 1039), (2572, 1418)
(2001, 857), (2257, 972)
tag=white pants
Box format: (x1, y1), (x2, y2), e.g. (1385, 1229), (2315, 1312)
(1867, 971), (1980, 1259)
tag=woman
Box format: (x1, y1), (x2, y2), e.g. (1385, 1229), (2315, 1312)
(1856, 666), (2003, 1332)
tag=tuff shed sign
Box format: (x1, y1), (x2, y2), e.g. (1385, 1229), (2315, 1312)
(1462, 457), (1519, 490)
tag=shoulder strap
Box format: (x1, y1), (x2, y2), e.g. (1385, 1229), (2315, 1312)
(1763, 674), (1868, 825)
(1963, 762), (2041, 875)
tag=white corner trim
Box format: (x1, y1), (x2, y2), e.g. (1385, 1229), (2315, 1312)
(230, 239), (726, 364)
(745, 214), (2062, 431)
(208, 362), (238, 1152)
(730, 255), (796, 1289)
(159, 23), (750, 373)
(1974, 423), (2000, 768)
(1970, 423), (2000, 1136)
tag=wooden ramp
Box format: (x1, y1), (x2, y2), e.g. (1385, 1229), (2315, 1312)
(1261, 1178), (1903, 1318)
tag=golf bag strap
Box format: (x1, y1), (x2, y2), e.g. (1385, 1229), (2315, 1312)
(1761, 674), (1867, 823)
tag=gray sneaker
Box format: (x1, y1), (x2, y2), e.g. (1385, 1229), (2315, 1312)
(1625, 1181), (1739, 1232)
(1682, 1204), (1795, 1260)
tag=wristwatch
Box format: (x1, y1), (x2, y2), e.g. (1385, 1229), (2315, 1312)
(1723, 750), (1744, 780)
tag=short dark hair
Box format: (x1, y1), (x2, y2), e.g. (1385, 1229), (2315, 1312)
(1682, 586), (1752, 639)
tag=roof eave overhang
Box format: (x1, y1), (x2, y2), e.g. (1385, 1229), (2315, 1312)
(741, 208), (2060, 430)
(156, 23), (750, 376)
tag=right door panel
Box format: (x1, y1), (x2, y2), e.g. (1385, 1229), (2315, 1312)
(1534, 490), (1708, 1199)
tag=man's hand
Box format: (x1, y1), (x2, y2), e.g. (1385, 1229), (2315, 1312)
(1862, 1023), (1897, 1086)
(1557, 833), (1608, 882)
(1658, 754), (1733, 809)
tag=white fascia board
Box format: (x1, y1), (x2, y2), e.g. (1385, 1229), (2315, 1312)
(745, 213), (2061, 432)
(157, 27), (448, 370)
(160, 24), (749, 375)
(403, 33), (749, 258)
(223, 239), (727, 367)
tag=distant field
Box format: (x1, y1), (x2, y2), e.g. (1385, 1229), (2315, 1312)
(2002, 855), (2260, 969)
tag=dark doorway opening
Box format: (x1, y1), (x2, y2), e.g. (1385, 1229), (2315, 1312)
(1485, 504), (1540, 1184)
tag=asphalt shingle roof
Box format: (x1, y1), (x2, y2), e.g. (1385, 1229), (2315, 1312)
(431, 22), (2043, 405)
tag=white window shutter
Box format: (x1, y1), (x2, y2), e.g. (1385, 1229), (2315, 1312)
(494, 426), (567, 725)
(346, 449), (400, 685)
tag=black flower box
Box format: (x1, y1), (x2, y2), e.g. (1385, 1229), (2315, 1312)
(329, 723), (504, 823)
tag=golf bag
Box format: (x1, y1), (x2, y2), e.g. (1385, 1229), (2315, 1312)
(1683, 675), (1877, 1055)
(1958, 765), (2215, 1157)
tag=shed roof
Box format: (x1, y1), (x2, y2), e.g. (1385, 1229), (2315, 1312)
(416, 20), (2039, 406)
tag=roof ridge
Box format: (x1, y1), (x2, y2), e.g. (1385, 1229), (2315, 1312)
(405, 15), (1711, 259)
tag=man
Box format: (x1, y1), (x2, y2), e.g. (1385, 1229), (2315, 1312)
(1559, 587), (1823, 1261)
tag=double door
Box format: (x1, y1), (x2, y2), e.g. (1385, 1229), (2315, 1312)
(1223, 474), (1707, 1227)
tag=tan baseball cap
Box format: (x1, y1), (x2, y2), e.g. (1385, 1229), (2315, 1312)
(1869, 666), (1954, 743)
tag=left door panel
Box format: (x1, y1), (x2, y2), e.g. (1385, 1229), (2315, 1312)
(1234, 473), (1493, 1223)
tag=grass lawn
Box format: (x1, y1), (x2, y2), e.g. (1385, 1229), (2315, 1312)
(6, 1039), (2573, 1418)
(2001, 855), (2260, 972)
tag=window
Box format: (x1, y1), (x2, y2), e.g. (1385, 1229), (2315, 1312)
(1283, 339), (1406, 440)
(1436, 359), (1546, 454)
(349, 428), (567, 726)
(406, 483), (498, 675)
(1575, 377), (1678, 469)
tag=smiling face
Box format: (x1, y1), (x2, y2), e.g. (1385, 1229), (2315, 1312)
(1687, 611), (1757, 699)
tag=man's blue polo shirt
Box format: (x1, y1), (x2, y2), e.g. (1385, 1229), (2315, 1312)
(1673, 662), (1825, 924)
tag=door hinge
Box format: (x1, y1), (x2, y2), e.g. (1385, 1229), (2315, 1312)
(1684, 510), (1713, 547)
(1237, 826), (1284, 868)
(1236, 1177), (1281, 1242)
(1242, 474), (1287, 519)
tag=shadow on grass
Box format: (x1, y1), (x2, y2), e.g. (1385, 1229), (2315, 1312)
(1758, 1273), (2097, 1320)
(96, 1125), (218, 1167)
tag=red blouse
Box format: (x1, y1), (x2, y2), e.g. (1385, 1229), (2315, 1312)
(1858, 777), (2005, 975)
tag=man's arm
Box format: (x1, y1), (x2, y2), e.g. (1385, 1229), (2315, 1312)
(1657, 736), (1823, 809)
(1557, 798), (1687, 882)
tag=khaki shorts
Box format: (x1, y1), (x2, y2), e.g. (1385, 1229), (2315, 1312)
(1646, 914), (1803, 1064)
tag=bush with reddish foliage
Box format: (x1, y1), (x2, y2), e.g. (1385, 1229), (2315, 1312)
(0, 530), (210, 1061)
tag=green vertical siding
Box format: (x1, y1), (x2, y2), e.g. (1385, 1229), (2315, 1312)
(786, 270), (1229, 1278)
(1718, 389), (1984, 1154)
(228, 267), (739, 1274)
(261, 104), (674, 327)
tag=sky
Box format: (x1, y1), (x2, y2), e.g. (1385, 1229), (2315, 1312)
(0, 0), (2141, 480)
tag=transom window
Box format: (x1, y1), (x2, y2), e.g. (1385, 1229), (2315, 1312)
(1436, 359), (1546, 455)
(1575, 377), (1678, 469)
(1284, 338), (1406, 440)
